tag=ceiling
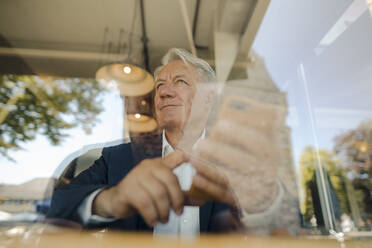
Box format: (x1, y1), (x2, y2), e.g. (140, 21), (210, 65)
(0, 0), (267, 79)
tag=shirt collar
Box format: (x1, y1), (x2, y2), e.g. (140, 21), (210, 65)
(162, 129), (206, 157)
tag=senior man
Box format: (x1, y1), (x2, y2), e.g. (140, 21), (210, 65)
(48, 48), (299, 235)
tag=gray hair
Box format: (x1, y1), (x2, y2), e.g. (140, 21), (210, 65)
(154, 48), (216, 83)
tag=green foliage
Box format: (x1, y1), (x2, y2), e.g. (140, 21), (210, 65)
(0, 75), (105, 161)
(299, 146), (350, 222)
(334, 124), (372, 218)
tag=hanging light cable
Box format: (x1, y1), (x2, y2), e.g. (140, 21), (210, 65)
(96, 0), (154, 97)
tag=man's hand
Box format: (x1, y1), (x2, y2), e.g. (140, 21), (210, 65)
(92, 150), (188, 227)
(189, 96), (283, 213)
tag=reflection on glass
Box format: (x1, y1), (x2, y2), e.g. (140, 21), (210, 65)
(0, 75), (105, 161)
(299, 147), (350, 233)
(0, 74), (114, 222)
(334, 121), (372, 231)
(0, 0), (371, 243)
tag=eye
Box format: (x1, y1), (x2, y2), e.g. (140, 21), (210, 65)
(177, 79), (188, 85)
(156, 83), (164, 90)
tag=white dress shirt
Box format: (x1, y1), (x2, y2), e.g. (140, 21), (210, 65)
(153, 130), (204, 238)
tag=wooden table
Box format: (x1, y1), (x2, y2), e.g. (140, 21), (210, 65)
(1, 224), (371, 248)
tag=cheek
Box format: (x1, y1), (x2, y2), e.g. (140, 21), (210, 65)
(154, 97), (161, 118)
(184, 93), (195, 116)
(154, 94), (159, 106)
(154, 94), (161, 109)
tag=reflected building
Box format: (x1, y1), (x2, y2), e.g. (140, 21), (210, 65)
(224, 51), (298, 199)
(0, 178), (54, 214)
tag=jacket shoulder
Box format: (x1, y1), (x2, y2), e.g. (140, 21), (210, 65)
(102, 142), (131, 154)
(101, 142), (133, 164)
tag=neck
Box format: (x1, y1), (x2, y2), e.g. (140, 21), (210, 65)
(164, 127), (203, 151)
(164, 127), (184, 149)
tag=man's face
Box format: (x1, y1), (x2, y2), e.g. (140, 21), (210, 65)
(154, 60), (200, 131)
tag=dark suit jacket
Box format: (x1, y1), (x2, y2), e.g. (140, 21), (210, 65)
(47, 134), (233, 232)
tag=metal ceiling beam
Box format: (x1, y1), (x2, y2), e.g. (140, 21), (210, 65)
(238, 0), (270, 56)
(0, 47), (127, 61)
(192, 0), (208, 50)
(214, 31), (240, 86)
(179, 0), (197, 56)
(213, 0), (270, 83)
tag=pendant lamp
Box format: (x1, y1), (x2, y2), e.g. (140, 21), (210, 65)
(96, 63), (155, 97)
(127, 113), (157, 133)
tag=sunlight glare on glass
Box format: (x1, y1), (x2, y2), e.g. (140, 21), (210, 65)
(315, 0), (368, 55)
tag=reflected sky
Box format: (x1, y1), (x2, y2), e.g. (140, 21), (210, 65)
(253, 0), (372, 167)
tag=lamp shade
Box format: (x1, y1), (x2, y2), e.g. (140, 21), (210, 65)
(127, 113), (157, 133)
(96, 64), (155, 96)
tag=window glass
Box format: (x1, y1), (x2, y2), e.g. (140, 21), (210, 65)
(252, 0), (372, 234)
(0, 0), (371, 242)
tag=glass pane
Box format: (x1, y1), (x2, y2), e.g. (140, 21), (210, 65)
(253, 0), (372, 235)
(0, 0), (371, 245)
(0, 75), (124, 218)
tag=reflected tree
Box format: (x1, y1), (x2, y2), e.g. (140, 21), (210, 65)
(299, 146), (350, 226)
(334, 121), (372, 225)
(0, 75), (105, 161)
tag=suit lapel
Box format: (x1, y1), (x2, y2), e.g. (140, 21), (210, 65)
(130, 134), (162, 166)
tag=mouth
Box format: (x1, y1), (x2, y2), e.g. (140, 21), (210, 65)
(160, 104), (181, 110)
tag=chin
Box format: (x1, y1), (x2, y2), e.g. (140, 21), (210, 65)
(156, 109), (185, 130)
(158, 116), (183, 130)
(160, 119), (180, 130)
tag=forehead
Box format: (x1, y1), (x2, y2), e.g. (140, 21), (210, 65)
(157, 60), (199, 80)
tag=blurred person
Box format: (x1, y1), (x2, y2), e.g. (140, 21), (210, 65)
(47, 48), (299, 236)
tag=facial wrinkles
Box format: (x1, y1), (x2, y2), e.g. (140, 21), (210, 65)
(155, 61), (199, 123)
(156, 73), (187, 107)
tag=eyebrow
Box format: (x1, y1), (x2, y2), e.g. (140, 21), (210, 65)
(174, 74), (187, 80)
(156, 73), (187, 82)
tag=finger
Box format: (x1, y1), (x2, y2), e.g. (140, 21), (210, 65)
(130, 185), (159, 227)
(191, 155), (228, 188)
(192, 173), (236, 206)
(139, 175), (171, 224)
(162, 149), (189, 170)
(152, 167), (185, 215)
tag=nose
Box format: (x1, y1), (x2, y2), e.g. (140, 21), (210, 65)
(158, 83), (176, 99)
